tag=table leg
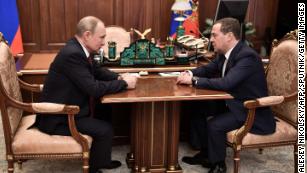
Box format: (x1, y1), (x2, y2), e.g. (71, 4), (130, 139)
(127, 101), (182, 173)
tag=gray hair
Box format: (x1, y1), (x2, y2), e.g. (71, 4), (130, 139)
(76, 16), (104, 36)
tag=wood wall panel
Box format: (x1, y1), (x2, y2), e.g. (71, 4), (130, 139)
(114, 0), (124, 25)
(40, 0), (78, 50)
(64, 0), (79, 39)
(198, 0), (218, 32)
(78, 0), (114, 25)
(47, 0), (66, 43)
(246, 0), (279, 51)
(17, 0), (281, 53)
(17, 0), (41, 52)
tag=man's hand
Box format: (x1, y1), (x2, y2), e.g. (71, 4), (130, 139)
(176, 71), (192, 85)
(118, 73), (130, 80)
(122, 74), (137, 89)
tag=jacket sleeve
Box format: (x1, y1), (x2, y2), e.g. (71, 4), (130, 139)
(191, 55), (221, 78)
(93, 64), (119, 81)
(61, 52), (127, 98)
(194, 53), (257, 91)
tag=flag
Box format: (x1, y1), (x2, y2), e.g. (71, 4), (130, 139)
(169, 0), (199, 38)
(0, 0), (24, 56)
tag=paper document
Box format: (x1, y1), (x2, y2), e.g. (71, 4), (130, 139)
(158, 72), (181, 77)
(128, 73), (141, 77)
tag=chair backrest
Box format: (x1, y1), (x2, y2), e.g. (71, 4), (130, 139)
(0, 33), (23, 138)
(102, 26), (131, 58)
(266, 30), (299, 125)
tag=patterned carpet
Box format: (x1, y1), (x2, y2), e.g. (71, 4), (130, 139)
(0, 115), (296, 173)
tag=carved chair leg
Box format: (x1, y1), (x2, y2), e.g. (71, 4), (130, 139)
(294, 144), (298, 173)
(258, 148), (263, 154)
(233, 149), (240, 173)
(83, 158), (89, 173)
(17, 160), (23, 170)
(7, 160), (14, 173)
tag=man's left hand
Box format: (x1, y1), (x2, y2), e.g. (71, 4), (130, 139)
(176, 71), (192, 85)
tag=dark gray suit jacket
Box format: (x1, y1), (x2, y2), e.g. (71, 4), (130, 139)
(34, 37), (127, 134)
(192, 41), (276, 134)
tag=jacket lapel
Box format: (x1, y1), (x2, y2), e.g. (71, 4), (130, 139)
(224, 41), (244, 76)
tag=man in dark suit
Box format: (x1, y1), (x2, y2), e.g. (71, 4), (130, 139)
(177, 17), (276, 173)
(33, 16), (137, 173)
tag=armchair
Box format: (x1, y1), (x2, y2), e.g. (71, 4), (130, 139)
(0, 33), (92, 173)
(226, 30), (300, 173)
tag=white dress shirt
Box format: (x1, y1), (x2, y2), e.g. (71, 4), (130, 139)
(222, 46), (235, 77)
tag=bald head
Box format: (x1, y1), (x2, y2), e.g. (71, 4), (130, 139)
(76, 16), (105, 36)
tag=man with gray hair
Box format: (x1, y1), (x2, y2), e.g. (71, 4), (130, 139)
(32, 16), (137, 173)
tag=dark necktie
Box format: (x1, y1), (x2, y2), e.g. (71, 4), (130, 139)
(88, 54), (95, 118)
(88, 53), (94, 65)
(222, 57), (228, 77)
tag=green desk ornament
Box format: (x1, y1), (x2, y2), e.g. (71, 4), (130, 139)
(165, 37), (175, 60)
(107, 41), (117, 61)
(120, 28), (165, 66)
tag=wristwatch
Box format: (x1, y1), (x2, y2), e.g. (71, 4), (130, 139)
(191, 76), (199, 86)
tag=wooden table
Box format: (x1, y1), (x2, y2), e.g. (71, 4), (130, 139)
(101, 76), (233, 173)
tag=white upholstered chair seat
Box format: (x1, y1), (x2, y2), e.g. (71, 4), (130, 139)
(12, 115), (92, 154)
(227, 117), (297, 145)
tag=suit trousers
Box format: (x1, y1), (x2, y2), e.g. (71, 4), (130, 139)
(187, 100), (227, 152)
(188, 100), (242, 163)
(51, 104), (114, 173)
(207, 111), (242, 163)
(52, 117), (113, 173)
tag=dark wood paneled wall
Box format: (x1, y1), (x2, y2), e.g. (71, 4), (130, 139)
(17, 0), (280, 53)
(246, 0), (280, 51)
(17, 0), (174, 52)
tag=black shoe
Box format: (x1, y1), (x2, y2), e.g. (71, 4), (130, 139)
(182, 152), (210, 166)
(208, 162), (226, 173)
(96, 170), (103, 173)
(101, 160), (121, 169)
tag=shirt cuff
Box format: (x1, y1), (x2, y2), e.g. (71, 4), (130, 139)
(186, 70), (193, 77)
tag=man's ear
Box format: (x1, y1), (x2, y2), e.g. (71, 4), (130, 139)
(83, 31), (91, 41)
(227, 32), (235, 41)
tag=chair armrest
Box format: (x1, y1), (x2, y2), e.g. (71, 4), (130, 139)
(232, 95), (290, 145)
(7, 99), (79, 115)
(31, 102), (79, 114)
(18, 78), (43, 93)
(244, 96), (285, 109)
